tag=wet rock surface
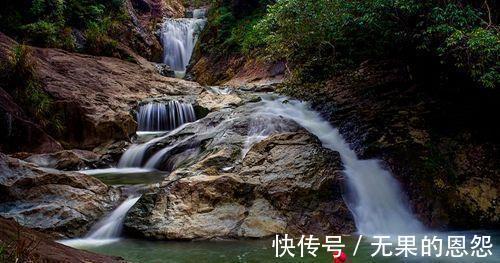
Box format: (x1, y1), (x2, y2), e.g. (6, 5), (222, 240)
(285, 60), (500, 229)
(0, 153), (120, 238)
(23, 150), (100, 171)
(124, 98), (355, 239)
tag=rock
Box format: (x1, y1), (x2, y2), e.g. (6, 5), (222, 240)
(122, 0), (185, 61)
(153, 63), (176, 77)
(189, 54), (285, 86)
(456, 177), (499, 225)
(0, 32), (202, 152)
(93, 140), (132, 167)
(23, 150), (100, 171)
(0, 153), (119, 238)
(0, 217), (125, 263)
(125, 131), (354, 239)
(196, 90), (243, 111)
(0, 88), (63, 154)
(240, 132), (355, 236)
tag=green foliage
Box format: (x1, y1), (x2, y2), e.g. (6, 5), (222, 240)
(0, 0), (126, 56)
(442, 27), (499, 88)
(199, 0), (272, 56)
(419, 3), (499, 89)
(251, 0), (499, 88)
(0, 45), (63, 134)
(83, 20), (120, 56)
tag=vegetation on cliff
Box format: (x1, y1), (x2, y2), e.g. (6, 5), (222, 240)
(198, 0), (272, 56)
(0, 44), (62, 135)
(199, 0), (498, 89)
(0, 0), (128, 57)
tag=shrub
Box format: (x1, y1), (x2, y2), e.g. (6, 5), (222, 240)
(0, 0), (126, 56)
(84, 21), (120, 56)
(198, 0), (271, 56)
(253, 0), (499, 88)
(0, 226), (40, 263)
(0, 45), (63, 134)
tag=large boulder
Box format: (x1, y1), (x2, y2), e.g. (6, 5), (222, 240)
(125, 130), (354, 239)
(195, 90), (243, 111)
(0, 153), (120, 238)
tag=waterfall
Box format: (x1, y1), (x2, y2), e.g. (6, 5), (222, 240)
(160, 10), (206, 74)
(85, 196), (141, 239)
(192, 9), (207, 19)
(59, 196), (140, 247)
(242, 114), (294, 158)
(137, 101), (196, 132)
(251, 96), (424, 235)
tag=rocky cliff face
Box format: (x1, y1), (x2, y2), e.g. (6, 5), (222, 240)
(283, 60), (499, 229)
(189, 55), (285, 86)
(122, 0), (186, 61)
(0, 33), (201, 153)
(186, 0), (285, 86)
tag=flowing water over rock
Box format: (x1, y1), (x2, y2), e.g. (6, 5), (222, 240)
(160, 9), (206, 75)
(251, 96), (424, 235)
(123, 93), (423, 235)
(117, 124), (193, 168)
(137, 101), (196, 132)
(58, 89), (500, 262)
(60, 196), (141, 247)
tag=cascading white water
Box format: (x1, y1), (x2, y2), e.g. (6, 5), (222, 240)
(192, 9), (207, 19)
(242, 114), (294, 158)
(59, 196), (141, 247)
(137, 101), (196, 132)
(118, 122), (191, 168)
(160, 10), (206, 74)
(250, 96), (424, 235)
(86, 196), (141, 239)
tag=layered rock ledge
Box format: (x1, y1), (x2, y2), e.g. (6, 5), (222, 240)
(0, 32), (202, 153)
(0, 153), (120, 238)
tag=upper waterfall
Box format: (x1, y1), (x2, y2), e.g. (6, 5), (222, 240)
(160, 9), (206, 75)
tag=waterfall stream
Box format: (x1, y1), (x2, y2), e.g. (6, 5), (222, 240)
(82, 94), (423, 238)
(160, 9), (206, 75)
(251, 96), (424, 235)
(86, 196), (141, 239)
(59, 196), (141, 247)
